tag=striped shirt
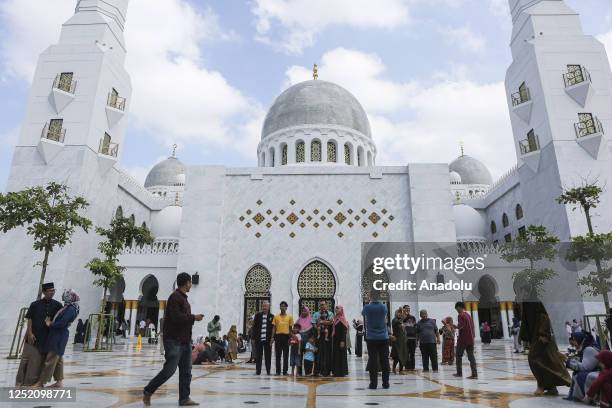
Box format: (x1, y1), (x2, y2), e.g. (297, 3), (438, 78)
(261, 314), (268, 341)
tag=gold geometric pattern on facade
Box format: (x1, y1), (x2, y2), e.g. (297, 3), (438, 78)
(334, 212), (346, 224)
(368, 212), (380, 224)
(297, 260), (336, 298)
(287, 213), (298, 224)
(239, 199), (394, 239)
(253, 213), (265, 224)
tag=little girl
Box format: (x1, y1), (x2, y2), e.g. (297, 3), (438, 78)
(290, 324), (302, 377)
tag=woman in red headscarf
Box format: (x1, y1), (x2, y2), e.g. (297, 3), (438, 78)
(332, 305), (349, 377)
(584, 350), (612, 407)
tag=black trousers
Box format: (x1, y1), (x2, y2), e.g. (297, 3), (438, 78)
(456, 344), (477, 376)
(255, 340), (272, 375)
(366, 339), (390, 388)
(406, 339), (416, 369)
(303, 360), (314, 375)
(419, 343), (438, 371)
(274, 334), (290, 374)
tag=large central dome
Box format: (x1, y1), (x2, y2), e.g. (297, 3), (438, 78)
(261, 80), (372, 140)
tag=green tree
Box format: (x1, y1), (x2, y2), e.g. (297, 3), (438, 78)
(500, 225), (559, 298)
(0, 182), (92, 298)
(558, 184), (612, 312)
(86, 214), (154, 314)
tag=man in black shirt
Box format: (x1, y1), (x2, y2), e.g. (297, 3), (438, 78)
(251, 301), (274, 375)
(402, 305), (417, 371)
(144, 273), (203, 406)
(15, 282), (62, 386)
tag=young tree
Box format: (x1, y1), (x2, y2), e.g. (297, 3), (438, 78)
(87, 214), (154, 314)
(0, 182), (92, 298)
(558, 183), (612, 313)
(500, 225), (559, 299)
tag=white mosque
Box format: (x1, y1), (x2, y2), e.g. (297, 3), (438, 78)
(1, 0), (611, 342)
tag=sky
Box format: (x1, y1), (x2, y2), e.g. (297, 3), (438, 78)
(0, 0), (611, 190)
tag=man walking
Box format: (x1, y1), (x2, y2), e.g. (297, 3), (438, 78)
(252, 301), (274, 375)
(416, 309), (439, 372)
(271, 301), (293, 375)
(362, 290), (390, 389)
(15, 282), (63, 387)
(402, 305), (417, 371)
(144, 273), (203, 406)
(454, 301), (478, 379)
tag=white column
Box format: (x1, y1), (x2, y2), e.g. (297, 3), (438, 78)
(470, 302), (481, 341)
(500, 301), (510, 339)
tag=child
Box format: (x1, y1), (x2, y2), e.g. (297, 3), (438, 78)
(303, 334), (317, 376)
(290, 323), (302, 377)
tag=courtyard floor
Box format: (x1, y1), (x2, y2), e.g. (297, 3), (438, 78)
(0, 339), (577, 407)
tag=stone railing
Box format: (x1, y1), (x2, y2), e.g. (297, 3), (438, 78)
(122, 239), (179, 255)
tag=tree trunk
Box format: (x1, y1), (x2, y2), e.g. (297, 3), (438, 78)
(37, 247), (51, 299)
(583, 207), (608, 313)
(95, 286), (108, 350)
(603, 290), (610, 316)
(584, 208), (594, 235)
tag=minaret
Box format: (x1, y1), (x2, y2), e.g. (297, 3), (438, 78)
(504, 0), (612, 239)
(0, 0), (132, 334)
(504, 0), (612, 335)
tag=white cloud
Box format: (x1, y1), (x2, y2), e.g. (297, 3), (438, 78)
(285, 48), (514, 179)
(251, 0), (410, 54)
(440, 26), (486, 53)
(0, 0), (261, 160)
(598, 30), (612, 69)
(487, 0), (509, 17)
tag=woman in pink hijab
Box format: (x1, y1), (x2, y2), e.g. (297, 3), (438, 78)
(332, 305), (349, 377)
(296, 306), (313, 375)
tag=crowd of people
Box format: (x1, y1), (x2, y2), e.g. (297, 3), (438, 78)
(14, 275), (612, 408)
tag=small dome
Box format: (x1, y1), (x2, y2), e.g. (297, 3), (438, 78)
(151, 205), (182, 238)
(262, 80), (371, 140)
(144, 156), (185, 188)
(453, 204), (486, 242)
(450, 171), (462, 184)
(449, 155), (493, 186)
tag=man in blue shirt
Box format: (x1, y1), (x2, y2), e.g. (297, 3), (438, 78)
(361, 290), (390, 389)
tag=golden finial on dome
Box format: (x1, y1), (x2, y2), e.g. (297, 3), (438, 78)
(171, 144), (177, 157)
(313, 63), (318, 80)
(459, 141), (465, 157)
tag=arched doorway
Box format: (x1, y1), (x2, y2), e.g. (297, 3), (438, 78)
(243, 265), (271, 335)
(477, 275), (503, 339)
(297, 260), (336, 313)
(137, 275), (160, 331)
(361, 266), (391, 323)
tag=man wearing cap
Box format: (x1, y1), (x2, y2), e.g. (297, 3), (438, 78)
(15, 282), (63, 386)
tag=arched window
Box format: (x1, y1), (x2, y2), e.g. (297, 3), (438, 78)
(268, 147), (275, 167)
(244, 265), (271, 334)
(311, 140), (322, 162)
(260, 152), (265, 167)
(327, 141), (337, 162)
(367, 151), (373, 166)
(281, 144), (288, 165)
(129, 214), (135, 225)
(344, 144), (351, 165)
(297, 260), (336, 313)
(515, 204), (523, 220)
(357, 146), (364, 166)
(490, 221), (497, 234)
(502, 213), (509, 228)
(296, 141), (305, 163)
(115, 206), (123, 219)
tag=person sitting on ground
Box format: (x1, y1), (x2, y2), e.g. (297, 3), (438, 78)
(583, 350), (612, 407)
(566, 331), (600, 401)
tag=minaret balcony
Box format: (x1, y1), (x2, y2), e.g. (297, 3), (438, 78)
(105, 92), (126, 128)
(99, 139), (119, 158)
(49, 73), (76, 114)
(574, 115), (604, 139)
(52, 73), (77, 94)
(564, 66), (593, 107)
(511, 87), (533, 123)
(519, 134), (540, 155)
(41, 122), (66, 143)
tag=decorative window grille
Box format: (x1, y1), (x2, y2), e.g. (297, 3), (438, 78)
(47, 119), (64, 142)
(297, 261), (336, 312)
(344, 144), (351, 164)
(327, 142), (336, 162)
(564, 65), (591, 87)
(574, 113), (603, 138)
(296, 142), (305, 163)
(282, 145), (288, 165)
(490, 221), (497, 234)
(269, 149), (275, 167)
(311, 140), (322, 161)
(504, 233), (512, 243)
(244, 265), (271, 334)
(502, 213), (509, 228)
(357, 149), (363, 166)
